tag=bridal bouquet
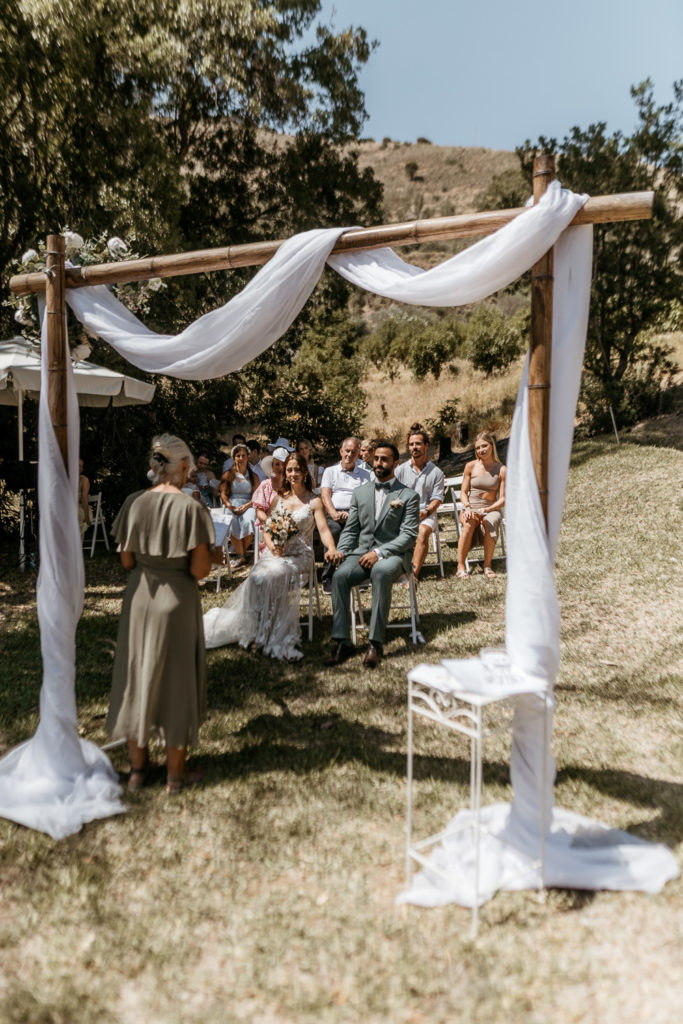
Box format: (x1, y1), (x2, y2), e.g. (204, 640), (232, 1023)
(264, 507), (298, 547)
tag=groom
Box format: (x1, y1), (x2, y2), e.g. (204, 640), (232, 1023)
(325, 442), (420, 668)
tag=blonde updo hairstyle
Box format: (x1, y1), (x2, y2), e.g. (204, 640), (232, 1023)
(147, 433), (195, 486)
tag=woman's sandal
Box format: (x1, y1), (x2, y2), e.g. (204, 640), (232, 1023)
(165, 767), (203, 796)
(456, 570), (469, 579)
(483, 567), (497, 578)
(128, 765), (148, 792)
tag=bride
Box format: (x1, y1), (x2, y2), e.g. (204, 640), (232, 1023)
(203, 452), (341, 660)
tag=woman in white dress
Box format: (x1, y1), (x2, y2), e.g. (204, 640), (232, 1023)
(203, 452), (341, 661)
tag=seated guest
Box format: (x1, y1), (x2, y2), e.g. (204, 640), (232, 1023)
(357, 438), (376, 475)
(247, 440), (268, 482)
(296, 438), (324, 491)
(252, 447), (287, 525)
(222, 433), (247, 474)
(456, 431), (506, 579)
(219, 443), (258, 568)
(320, 437), (370, 594)
(395, 423), (445, 582)
(325, 441), (419, 668)
(193, 453), (220, 506)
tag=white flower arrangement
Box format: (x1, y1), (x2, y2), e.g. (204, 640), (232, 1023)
(6, 230), (166, 348)
(389, 498), (403, 509)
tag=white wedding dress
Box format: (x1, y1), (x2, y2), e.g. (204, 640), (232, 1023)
(203, 500), (314, 661)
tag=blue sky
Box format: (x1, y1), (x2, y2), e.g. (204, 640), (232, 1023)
(317, 0), (682, 150)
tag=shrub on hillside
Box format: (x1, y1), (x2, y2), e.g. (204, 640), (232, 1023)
(465, 305), (527, 375)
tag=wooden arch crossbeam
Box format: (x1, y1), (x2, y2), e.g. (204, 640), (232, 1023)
(10, 155), (653, 526)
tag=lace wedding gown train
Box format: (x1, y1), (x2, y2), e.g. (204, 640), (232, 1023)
(203, 501), (314, 661)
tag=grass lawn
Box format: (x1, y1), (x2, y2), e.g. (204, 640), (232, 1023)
(0, 437), (681, 1023)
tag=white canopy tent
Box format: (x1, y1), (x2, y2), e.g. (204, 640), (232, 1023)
(0, 335), (155, 457)
(0, 335), (155, 568)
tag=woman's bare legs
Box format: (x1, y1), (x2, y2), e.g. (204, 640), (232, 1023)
(127, 739), (149, 791)
(412, 523), (433, 581)
(482, 522), (497, 575)
(230, 533), (253, 564)
(456, 515), (477, 576)
(166, 746), (186, 793)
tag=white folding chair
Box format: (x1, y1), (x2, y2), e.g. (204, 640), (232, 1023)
(350, 574), (423, 646)
(83, 493), (110, 557)
(300, 558), (322, 641)
(211, 509), (233, 590)
(253, 521), (261, 564)
(428, 517), (445, 578)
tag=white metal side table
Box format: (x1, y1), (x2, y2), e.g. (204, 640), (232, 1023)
(406, 662), (549, 937)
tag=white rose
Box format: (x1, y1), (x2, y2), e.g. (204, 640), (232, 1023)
(70, 343), (92, 363)
(14, 304), (32, 326)
(21, 248), (39, 264)
(63, 231), (84, 253)
(148, 277), (163, 291)
(107, 236), (127, 256)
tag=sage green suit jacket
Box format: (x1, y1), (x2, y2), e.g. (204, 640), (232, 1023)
(337, 478), (420, 572)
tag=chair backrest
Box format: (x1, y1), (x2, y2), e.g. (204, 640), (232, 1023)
(445, 475), (464, 505)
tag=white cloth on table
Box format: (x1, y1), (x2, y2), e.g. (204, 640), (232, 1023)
(210, 507), (233, 548)
(320, 462), (370, 511)
(203, 500), (314, 661)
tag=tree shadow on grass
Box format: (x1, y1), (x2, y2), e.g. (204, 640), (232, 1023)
(556, 764), (683, 847)
(203, 708), (511, 790)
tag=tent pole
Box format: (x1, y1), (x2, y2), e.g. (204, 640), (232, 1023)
(18, 388), (25, 571)
(528, 154), (555, 530)
(18, 388), (24, 461)
(45, 234), (68, 468)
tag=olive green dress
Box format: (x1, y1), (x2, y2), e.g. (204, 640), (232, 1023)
(107, 490), (214, 748)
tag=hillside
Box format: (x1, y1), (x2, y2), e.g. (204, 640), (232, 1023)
(353, 139), (521, 269)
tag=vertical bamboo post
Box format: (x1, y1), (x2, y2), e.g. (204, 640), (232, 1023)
(45, 234), (68, 468)
(528, 154), (555, 529)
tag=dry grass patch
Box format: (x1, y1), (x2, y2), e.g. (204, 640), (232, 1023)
(362, 358), (523, 451)
(0, 440), (681, 1023)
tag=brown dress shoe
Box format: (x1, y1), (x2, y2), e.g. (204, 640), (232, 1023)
(362, 642), (383, 669)
(325, 642), (355, 667)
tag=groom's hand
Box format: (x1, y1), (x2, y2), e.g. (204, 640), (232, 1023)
(359, 550), (379, 569)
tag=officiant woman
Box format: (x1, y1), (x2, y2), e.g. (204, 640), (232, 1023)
(106, 434), (220, 794)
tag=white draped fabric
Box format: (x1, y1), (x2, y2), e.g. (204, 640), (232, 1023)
(65, 182), (584, 379)
(0, 320), (125, 839)
(0, 181), (677, 907)
(397, 227), (678, 906)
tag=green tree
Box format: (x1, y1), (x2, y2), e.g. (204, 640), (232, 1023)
(465, 305), (527, 376)
(0, 1), (384, 510)
(236, 306), (366, 449)
(517, 79), (682, 429)
(363, 308), (464, 381)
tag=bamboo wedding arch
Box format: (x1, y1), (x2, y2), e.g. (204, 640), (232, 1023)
(9, 154), (654, 526)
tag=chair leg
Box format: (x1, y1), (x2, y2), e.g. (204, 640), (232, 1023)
(350, 589), (357, 645)
(409, 576), (418, 644)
